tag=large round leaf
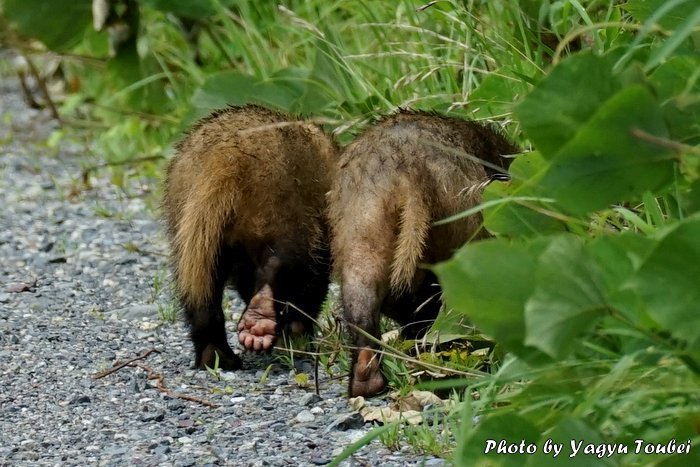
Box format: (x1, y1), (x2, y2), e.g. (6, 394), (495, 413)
(3, 0), (91, 51)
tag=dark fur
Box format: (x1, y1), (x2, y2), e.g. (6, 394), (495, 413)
(328, 110), (518, 397)
(163, 105), (338, 370)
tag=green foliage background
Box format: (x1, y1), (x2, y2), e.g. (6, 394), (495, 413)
(2, 0), (699, 465)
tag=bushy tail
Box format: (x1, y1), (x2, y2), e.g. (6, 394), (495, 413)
(171, 181), (236, 311)
(389, 180), (430, 293)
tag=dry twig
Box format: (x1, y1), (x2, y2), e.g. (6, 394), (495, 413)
(92, 348), (217, 408)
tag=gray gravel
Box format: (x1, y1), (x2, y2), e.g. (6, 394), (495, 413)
(0, 72), (444, 466)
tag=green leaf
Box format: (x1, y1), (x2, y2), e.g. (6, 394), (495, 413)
(190, 69), (309, 118)
(3, 0), (91, 51)
(644, 4), (700, 71)
(483, 152), (567, 237)
(588, 234), (657, 326)
(654, 414), (700, 466)
(468, 68), (531, 119)
(624, 0), (699, 31)
(684, 180), (700, 214)
(525, 418), (614, 467)
(514, 53), (621, 157)
(191, 71), (262, 110)
(141, 0), (218, 19)
(538, 85), (675, 215)
(457, 412), (540, 467)
(298, 38), (359, 115)
(649, 56), (700, 144)
(434, 238), (550, 360)
(625, 216), (700, 349)
(424, 307), (476, 345)
(524, 235), (608, 359)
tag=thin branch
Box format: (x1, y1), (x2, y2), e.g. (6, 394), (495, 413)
(133, 362), (218, 408)
(22, 52), (61, 122)
(93, 349), (217, 408)
(416, 1), (439, 12)
(631, 128), (698, 156)
(92, 348), (161, 379)
(82, 154), (166, 175)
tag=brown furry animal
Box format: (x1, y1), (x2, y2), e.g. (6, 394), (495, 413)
(328, 111), (518, 397)
(163, 105), (338, 371)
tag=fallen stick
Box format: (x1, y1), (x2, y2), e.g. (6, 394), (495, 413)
(92, 348), (217, 408)
(92, 349), (160, 379)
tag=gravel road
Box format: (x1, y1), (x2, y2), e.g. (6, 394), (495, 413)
(0, 73), (444, 466)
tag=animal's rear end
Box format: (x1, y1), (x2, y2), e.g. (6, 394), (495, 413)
(329, 111), (517, 397)
(163, 105), (337, 370)
(164, 123), (248, 370)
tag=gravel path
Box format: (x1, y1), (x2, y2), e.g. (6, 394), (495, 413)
(0, 73), (443, 466)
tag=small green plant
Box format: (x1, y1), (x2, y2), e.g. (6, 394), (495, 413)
(293, 372), (310, 388)
(403, 412), (455, 457)
(378, 421), (402, 451)
(210, 385), (235, 395)
(259, 363), (274, 385)
(52, 236), (67, 256)
(87, 305), (104, 320)
(150, 267), (169, 303)
(93, 203), (114, 219)
(157, 302), (178, 324)
(204, 351), (221, 382)
(381, 352), (413, 397)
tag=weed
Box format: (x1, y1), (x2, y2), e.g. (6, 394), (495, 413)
(378, 422), (402, 451)
(157, 302), (178, 324)
(87, 306), (104, 320)
(204, 351), (221, 382)
(93, 203), (114, 219)
(259, 363), (274, 385)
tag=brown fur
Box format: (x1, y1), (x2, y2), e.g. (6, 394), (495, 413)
(328, 110), (518, 397)
(163, 105), (338, 370)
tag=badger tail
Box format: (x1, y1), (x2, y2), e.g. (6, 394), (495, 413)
(389, 179), (430, 294)
(169, 179), (236, 314)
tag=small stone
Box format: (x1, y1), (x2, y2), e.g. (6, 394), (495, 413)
(70, 394), (91, 405)
(299, 393), (322, 406)
(141, 411), (165, 422)
(130, 376), (144, 393)
(112, 304), (159, 320)
(230, 396), (246, 404)
(177, 419), (194, 428)
(5, 282), (33, 293)
(327, 412), (365, 431)
(239, 438), (259, 451)
(295, 409), (315, 423)
(424, 458), (445, 466)
(153, 445), (171, 456)
(310, 407), (324, 415)
(310, 457), (330, 465)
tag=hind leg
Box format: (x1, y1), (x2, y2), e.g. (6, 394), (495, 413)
(188, 246), (242, 370)
(238, 246), (304, 351)
(343, 267), (389, 397)
(276, 248), (331, 338)
(339, 237), (393, 398)
(384, 271), (442, 339)
(238, 245), (330, 351)
(237, 250), (280, 351)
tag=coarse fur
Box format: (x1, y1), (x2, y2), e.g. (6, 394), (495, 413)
(163, 104), (338, 370)
(327, 110), (518, 397)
